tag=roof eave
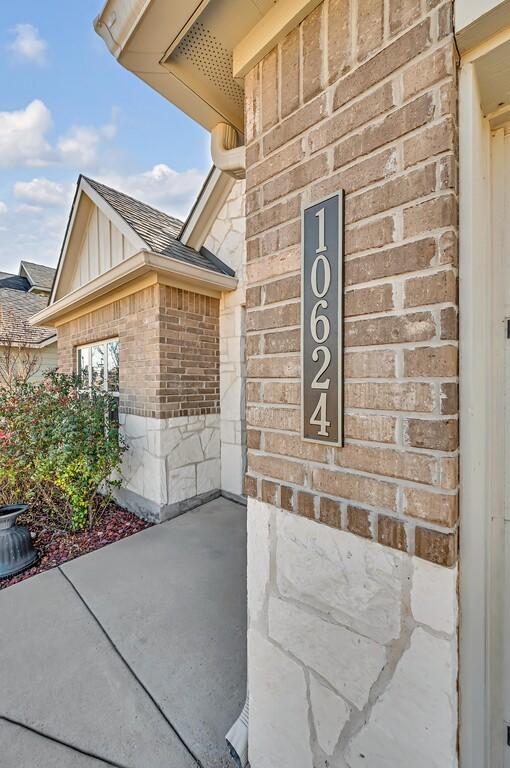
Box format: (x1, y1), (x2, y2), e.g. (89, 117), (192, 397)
(30, 249), (237, 328)
(180, 167), (235, 250)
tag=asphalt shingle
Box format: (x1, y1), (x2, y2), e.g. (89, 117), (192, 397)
(19, 261), (56, 291)
(0, 270), (56, 345)
(82, 176), (233, 276)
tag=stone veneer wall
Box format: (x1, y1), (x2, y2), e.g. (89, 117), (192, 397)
(118, 413), (220, 521)
(57, 281), (221, 519)
(249, 499), (458, 767)
(243, 0), (459, 764)
(204, 180), (247, 499)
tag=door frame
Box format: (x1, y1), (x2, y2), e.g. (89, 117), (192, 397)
(459, 37), (510, 767)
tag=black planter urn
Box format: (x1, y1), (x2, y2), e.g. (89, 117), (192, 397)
(0, 505), (39, 579)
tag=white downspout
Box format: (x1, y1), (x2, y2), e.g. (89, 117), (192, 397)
(211, 123), (246, 180)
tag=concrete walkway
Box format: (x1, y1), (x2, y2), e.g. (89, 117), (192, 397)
(0, 497), (247, 768)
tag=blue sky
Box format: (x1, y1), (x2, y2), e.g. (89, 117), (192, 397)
(0, 1), (210, 274)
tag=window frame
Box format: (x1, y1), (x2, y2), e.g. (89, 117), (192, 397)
(76, 338), (120, 399)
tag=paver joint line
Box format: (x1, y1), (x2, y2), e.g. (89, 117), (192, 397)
(57, 566), (203, 768)
(0, 714), (130, 768)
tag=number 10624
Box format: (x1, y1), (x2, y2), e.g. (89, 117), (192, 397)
(301, 194), (343, 445)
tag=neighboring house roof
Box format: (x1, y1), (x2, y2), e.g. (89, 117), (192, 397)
(19, 261), (56, 292)
(0, 267), (56, 345)
(32, 174), (238, 328)
(82, 176), (234, 276)
(0, 273), (31, 292)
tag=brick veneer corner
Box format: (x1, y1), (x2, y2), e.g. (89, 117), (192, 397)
(244, 0), (459, 566)
(57, 283), (220, 419)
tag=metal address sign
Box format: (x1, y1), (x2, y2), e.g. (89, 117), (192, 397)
(301, 192), (344, 446)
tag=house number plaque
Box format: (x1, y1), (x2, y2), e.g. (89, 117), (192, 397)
(301, 192), (344, 445)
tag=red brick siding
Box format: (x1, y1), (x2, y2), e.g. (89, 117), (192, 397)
(57, 283), (220, 419)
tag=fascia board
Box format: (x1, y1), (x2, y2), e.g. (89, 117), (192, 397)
(180, 168), (235, 250)
(30, 250), (237, 327)
(49, 178), (147, 306)
(80, 179), (148, 251)
(233, 0), (323, 77)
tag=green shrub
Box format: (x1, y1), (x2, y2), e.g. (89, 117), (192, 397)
(0, 371), (127, 530)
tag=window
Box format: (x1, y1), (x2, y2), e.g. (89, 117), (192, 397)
(77, 339), (119, 419)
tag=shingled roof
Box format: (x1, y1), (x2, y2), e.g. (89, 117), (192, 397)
(0, 268), (56, 345)
(82, 176), (234, 276)
(19, 261), (56, 291)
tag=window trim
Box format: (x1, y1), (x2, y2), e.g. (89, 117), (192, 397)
(77, 338), (119, 398)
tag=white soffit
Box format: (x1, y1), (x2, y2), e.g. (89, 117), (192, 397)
(455, 0), (510, 53)
(30, 250), (238, 328)
(475, 37), (510, 123)
(233, 0), (323, 77)
(95, 0), (275, 132)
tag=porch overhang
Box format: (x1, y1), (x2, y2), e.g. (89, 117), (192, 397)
(93, 0), (322, 133)
(29, 249), (238, 328)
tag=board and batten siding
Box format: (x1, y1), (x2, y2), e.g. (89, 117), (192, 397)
(69, 206), (138, 292)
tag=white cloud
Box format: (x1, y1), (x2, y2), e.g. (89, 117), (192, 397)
(57, 112), (119, 167)
(14, 178), (71, 207)
(0, 101), (120, 169)
(0, 203), (63, 274)
(0, 163), (206, 274)
(0, 100), (53, 167)
(8, 24), (47, 65)
(0, 202), (7, 215)
(96, 163), (206, 220)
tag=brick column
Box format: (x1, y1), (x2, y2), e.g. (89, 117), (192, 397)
(244, 0), (458, 567)
(244, 1), (459, 765)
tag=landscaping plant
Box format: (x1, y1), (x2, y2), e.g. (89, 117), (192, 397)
(0, 371), (126, 531)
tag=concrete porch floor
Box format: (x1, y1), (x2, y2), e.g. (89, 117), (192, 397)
(0, 497), (247, 768)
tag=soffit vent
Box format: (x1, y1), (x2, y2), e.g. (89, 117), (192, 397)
(172, 21), (244, 109)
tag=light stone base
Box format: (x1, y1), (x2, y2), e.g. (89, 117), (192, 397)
(113, 486), (221, 523)
(205, 179), (247, 501)
(118, 413), (222, 521)
(247, 498), (458, 768)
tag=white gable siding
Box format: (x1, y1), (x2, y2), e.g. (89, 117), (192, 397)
(68, 205), (139, 293)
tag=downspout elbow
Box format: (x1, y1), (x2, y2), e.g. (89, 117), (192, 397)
(211, 123), (246, 180)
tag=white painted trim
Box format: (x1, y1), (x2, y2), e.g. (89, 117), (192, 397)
(29, 249), (238, 327)
(49, 178), (147, 305)
(36, 335), (58, 349)
(233, 0), (323, 78)
(1, 335), (57, 350)
(80, 179), (148, 251)
(455, 0), (510, 54)
(459, 58), (506, 768)
(180, 167), (235, 250)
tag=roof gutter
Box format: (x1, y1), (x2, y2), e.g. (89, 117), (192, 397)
(29, 249), (238, 328)
(93, 0), (149, 59)
(0, 334), (57, 349)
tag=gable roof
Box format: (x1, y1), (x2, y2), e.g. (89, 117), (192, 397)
(0, 273), (31, 292)
(19, 261), (56, 291)
(81, 176), (233, 276)
(0, 268), (56, 345)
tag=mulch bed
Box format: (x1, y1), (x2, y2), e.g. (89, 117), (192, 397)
(0, 501), (153, 590)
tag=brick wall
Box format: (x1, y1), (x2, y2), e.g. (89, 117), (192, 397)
(57, 282), (220, 419)
(244, 0), (458, 566)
